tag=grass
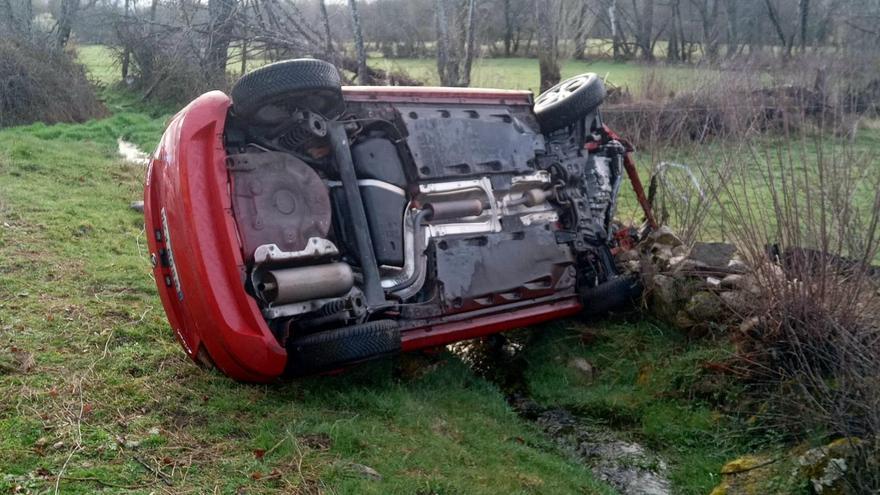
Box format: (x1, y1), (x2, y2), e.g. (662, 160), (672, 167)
(523, 320), (777, 494)
(0, 105), (622, 493)
(0, 45), (843, 493)
(78, 44), (702, 94)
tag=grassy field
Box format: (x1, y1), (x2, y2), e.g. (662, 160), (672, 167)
(78, 45), (703, 93)
(1, 47), (849, 494)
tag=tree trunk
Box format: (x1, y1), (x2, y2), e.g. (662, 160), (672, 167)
(319, 0), (335, 59)
(434, 0), (455, 85)
(608, 0), (622, 59)
(764, 0), (793, 59)
(206, 0), (235, 81)
(798, 0), (810, 52)
(631, 0), (655, 61)
(55, 0), (80, 49)
(347, 0), (370, 84)
(503, 0), (513, 57)
(121, 0), (131, 80)
(724, 0), (738, 57)
(534, 0), (559, 92)
(459, 0), (477, 86)
(667, 0), (681, 62)
(571, 0), (591, 60)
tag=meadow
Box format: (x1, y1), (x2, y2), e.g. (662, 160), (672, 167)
(3, 46), (872, 493)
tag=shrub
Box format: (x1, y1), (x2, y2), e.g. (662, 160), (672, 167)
(0, 39), (106, 128)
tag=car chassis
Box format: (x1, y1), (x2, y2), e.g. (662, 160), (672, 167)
(144, 60), (652, 382)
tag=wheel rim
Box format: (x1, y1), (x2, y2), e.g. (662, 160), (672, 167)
(535, 75), (589, 110)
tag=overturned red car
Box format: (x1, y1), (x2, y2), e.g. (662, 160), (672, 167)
(144, 59), (643, 382)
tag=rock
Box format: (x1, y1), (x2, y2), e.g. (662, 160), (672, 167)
(671, 258), (704, 275)
(616, 249), (639, 262)
(651, 274), (683, 321)
(706, 277), (722, 288)
(623, 260), (641, 274)
(726, 259), (750, 274)
(348, 462), (382, 481)
(720, 291), (752, 314)
(569, 357), (595, 380)
(129, 201), (144, 213)
(689, 242), (737, 269)
(738, 316), (762, 336)
(648, 226), (683, 247)
(667, 255), (686, 270)
(710, 454), (777, 495)
(721, 274), (761, 295)
(673, 310), (696, 330)
(797, 437), (862, 495)
(685, 291), (723, 322)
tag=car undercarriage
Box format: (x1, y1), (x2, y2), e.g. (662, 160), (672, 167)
(145, 59), (647, 381)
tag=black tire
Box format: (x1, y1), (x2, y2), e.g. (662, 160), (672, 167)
(231, 59), (344, 122)
(287, 320), (401, 375)
(580, 275), (642, 317)
(534, 73), (606, 133)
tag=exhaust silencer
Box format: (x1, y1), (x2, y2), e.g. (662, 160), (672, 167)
(258, 263), (354, 305)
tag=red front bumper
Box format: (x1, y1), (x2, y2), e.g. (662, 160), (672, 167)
(144, 90), (582, 382)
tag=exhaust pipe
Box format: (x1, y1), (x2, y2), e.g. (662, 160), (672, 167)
(258, 263), (354, 305)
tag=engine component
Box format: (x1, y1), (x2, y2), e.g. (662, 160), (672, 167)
(257, 262), (354, 305)
(359, 182), (408, 266)
(424, 198), (484, 220)
(228, 151), (332, 260)
(351, 137), (408, 187)
(418, 177), (501, 237)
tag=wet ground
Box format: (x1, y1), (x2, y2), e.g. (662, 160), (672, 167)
(448, 333), (672, 495)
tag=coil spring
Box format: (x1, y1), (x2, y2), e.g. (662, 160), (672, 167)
(318, 298), (346, 316)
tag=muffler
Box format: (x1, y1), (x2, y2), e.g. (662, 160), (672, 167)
(257, 263), (354, 305)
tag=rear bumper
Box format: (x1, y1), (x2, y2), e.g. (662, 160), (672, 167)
(144, 91), (286, 382)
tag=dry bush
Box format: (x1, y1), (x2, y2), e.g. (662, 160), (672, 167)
(113, 22), (229, 105)
(0, 39), (106, 128)
(715, 119), (880, 491)
(604, 55), (880, 150)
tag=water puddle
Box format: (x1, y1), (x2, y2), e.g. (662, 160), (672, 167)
(450, 334), (671, 495)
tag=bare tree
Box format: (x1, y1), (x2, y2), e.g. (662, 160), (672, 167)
(534, 0), (559, 91)
(689, 0), (720, 61)
(434, 0), (477, 87)
(206, 0), (236, 81)
(630, 0), (656, 61)
(764, 0), (796, 59)
(55, 0), (81, 48)
(318, 0), (335, 58)
(347, 0), (371, 84)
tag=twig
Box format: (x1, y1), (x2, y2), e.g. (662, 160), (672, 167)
(60, 476), (155, 490)
(134, 455), (174, 486)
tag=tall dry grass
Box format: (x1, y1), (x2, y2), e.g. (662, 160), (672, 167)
(630, 55), (880, 490)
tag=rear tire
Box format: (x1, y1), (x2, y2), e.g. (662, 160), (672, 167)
(231, 59), (344, 122)
(580, 275), (642, 316)
(287, 320), (401, 375)
(534, 73), (606, 133)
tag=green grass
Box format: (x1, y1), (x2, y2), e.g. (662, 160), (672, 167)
(79, 44), (702, 94)
(367, 57), (702, 92)
(0, 102), (623, 493)
(522, 320), (781, 494)
(2, 45), (858, 493)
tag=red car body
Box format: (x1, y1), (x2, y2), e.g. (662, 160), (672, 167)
(145, 88), (587, 383)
